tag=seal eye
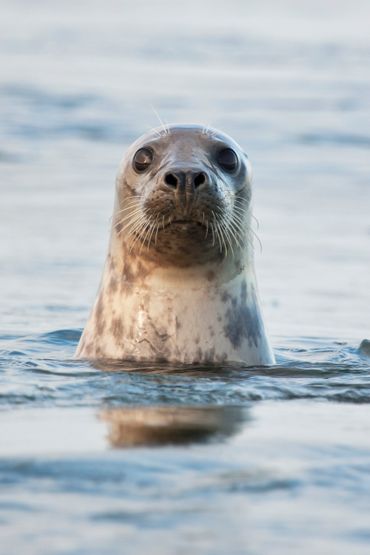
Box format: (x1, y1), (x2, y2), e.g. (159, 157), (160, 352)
(133, 148), (153, 173)
(217, 148), (238, 172)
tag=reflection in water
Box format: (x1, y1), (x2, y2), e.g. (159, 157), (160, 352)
(100, 406), (248, 447)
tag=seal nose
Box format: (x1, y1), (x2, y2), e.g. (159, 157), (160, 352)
(164, 171), (208, 191)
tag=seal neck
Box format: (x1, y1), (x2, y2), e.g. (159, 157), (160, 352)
(108, 240), (253, 289)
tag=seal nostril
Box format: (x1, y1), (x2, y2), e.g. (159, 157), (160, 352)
(164, 173), (178, 188)
(194, 172), (206, 188)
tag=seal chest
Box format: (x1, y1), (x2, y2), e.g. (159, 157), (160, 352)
(76, 124), (275, 366)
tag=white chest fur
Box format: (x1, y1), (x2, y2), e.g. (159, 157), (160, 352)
(76, 261), (274, 365)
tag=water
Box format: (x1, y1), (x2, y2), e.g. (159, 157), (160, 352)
(1, 0), (370, 553)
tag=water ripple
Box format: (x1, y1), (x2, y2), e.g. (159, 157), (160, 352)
(0, 330), (369, 409)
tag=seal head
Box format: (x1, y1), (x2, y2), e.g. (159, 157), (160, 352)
(115, 124), (252, 268)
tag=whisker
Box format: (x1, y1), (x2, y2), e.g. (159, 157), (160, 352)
(212, 211), (224, 254)
(133, 219), (152, 253)
(115, 210), (146, 235)
(140, 222), (153, 254)
(120, 210), (147, 232)
(146, 216), (159, 250)
(128, 220), (148, 253)
(251, 228), (263, 253)
(219, 218), (233, 257)
(210, 222), (216, 246)
(117, 197), (142, 209)
(155, 218), (160, 245)
(216, 221), (226, 255)
(245, 229), (255, 253)
(115, 207), (144, 228)
(116, 203), (142, 215)
(217, 211), (235, 256)
(151, 106), (170, 137)
(205, 217), (209, 240)
(252, 214), (260, 230)
(127, 216), (150, 239)
(116, 203), (141, 216)
(231, 203), (247, 216)
(227, 218), (244, 250)
(226, 226), (241, 252)
(230, 211), (246, 227)
(116, 205), (143, 219)
(224, 220), (241, 255)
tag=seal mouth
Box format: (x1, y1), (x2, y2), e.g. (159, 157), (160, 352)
(164, 219), (205, 229)
(172, 219), (201, 225)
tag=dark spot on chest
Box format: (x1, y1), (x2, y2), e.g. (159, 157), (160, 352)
(95, 295), (106, 336)
(122, 260), (135, 283)
(221, 291), (231, 303)
(109, 276), (118, 295)
(84, 342), (93, 356)
(111, 318), (124, 340)
(223, 282), (262, 349)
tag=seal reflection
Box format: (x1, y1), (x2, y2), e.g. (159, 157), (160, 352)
(100, 406), (248, 447)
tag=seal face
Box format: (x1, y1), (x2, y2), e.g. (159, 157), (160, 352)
(76, 124), (275, 366)
(116, 125), (251, 267)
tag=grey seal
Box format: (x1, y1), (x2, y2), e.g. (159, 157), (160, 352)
(76, 124), (275, 365)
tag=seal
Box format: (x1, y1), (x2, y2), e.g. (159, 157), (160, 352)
(76, 124), (275, 365)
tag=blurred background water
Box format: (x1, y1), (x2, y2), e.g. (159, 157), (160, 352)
(1, 0), (370, 553)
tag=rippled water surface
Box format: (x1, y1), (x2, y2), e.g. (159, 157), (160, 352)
(1, 0), (370, 553)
